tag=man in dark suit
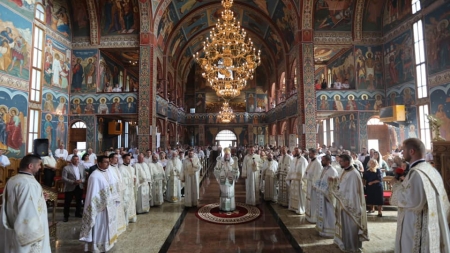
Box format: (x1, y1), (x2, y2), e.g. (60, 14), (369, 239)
(62, 155), (85, 222)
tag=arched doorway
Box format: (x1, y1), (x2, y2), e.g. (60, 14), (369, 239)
(69, 121), (87, 156)
(215, 130), (237, 150)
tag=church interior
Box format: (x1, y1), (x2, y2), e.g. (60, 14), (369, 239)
(0, 0), (450, 252)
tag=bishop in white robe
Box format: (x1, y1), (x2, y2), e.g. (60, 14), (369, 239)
(149, 154), (166, 206)
(390, 138), (450, 253)
(80, 156), (120, 253)
(1, 155), (51, 253)
(165, 151), (182, 203)
(134, 154), (151, 214)
(181, 150), (202, 207)
(304, 149), (323, 223)
(262, 153), (278, 202)
(314, 155), (338, 238)
(277, 147), (293, 207)
(331, 154), (368, 252)
(213, 148), (240, 211)
(286, 148), (308, 214)
(242, 147), (261, 206)
(119, 154), (137, 224)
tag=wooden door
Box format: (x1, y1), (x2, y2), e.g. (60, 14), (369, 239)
(367, 124), (390, 155)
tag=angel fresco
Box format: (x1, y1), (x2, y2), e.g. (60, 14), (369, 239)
(6, 107), (24, 154)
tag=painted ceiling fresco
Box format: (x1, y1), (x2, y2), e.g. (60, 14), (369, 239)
(154, 0), (299, 80)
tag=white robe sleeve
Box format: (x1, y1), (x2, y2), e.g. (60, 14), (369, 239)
(8, 184), (45, 247)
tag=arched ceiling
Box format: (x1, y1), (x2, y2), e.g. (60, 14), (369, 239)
(154, 0), (299, 83)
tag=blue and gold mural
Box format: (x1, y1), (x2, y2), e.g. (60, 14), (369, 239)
(70, 93), (138, 115)
(41, 114), (68, 152)
(0, 87), (28, 158)
(42, 88), (69, 115)
(246, 93), (256, 113)
(44, 35), (71, 92)
(0, 3), (32, 81)
(316, 91), (384, 111)
(424, 2), (450, 75)
(71, 49), (98, 93)
(430, 84), (450, 141)
(383, 29), (414, 88)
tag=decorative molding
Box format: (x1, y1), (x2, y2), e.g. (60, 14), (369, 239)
(301, 0), (313, 30)
(353, 0), (366, 41)
(0, 74), (28, 91)
(314, 31), (353, 44)
(428, 70), (450, 87)
(359, 32), (383, 45)
(383, 14), (422, 43)
(302, 43), (316, 149)
(86, 0), (99, 45)
(99, 35), (140, 47)
(139, 1), (151, 34)
(45, 29), (71, 48)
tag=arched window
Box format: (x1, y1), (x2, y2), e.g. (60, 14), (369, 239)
(215, 130), (237, 149)
(71, 121), (87, 128)
(35, 4), (45, 23)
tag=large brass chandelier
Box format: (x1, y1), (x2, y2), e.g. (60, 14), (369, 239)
(193, 0), (261, 101)
(217, 101), (235, 123)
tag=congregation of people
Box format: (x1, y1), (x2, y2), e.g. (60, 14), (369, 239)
(219, 138), (449, 253)
(1, 137), (449, 252)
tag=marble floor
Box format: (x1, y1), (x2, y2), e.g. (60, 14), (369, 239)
(51, 169), (398, 252)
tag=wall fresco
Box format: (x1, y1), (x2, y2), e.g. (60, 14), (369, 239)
(44, 35), (71, 92)
(70, 93), (138, 115)
(0, 87), (28, 158)
(383, 29), (414, 88)
(0, 3), (32, 81)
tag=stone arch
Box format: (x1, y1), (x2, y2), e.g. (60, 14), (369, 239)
(86, 0), (99, 45)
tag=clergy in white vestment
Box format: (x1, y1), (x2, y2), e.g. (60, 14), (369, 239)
(134, 154), (151, 214)
(213, 148), (240, 211)
(314, 155), (338, 238)
(331, 154), (368, 252)
(54, 143), (69, 160)
(119, 154), (137, 224)
(149, 154), (166, 206)
(107, 153), (127, 235)
(165, 150), (182, 203)
(390, 138), (450, 253)
(277, 147), (293, 207)
(241, 146), (261, 206)
(286, 148), (308, 214)
(181, 150), (202, 207)
(262, 153), (278, 202)
(80, 155), (120, 253)
(304, 148), (323, 223)
(0, 155), (51, 253)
